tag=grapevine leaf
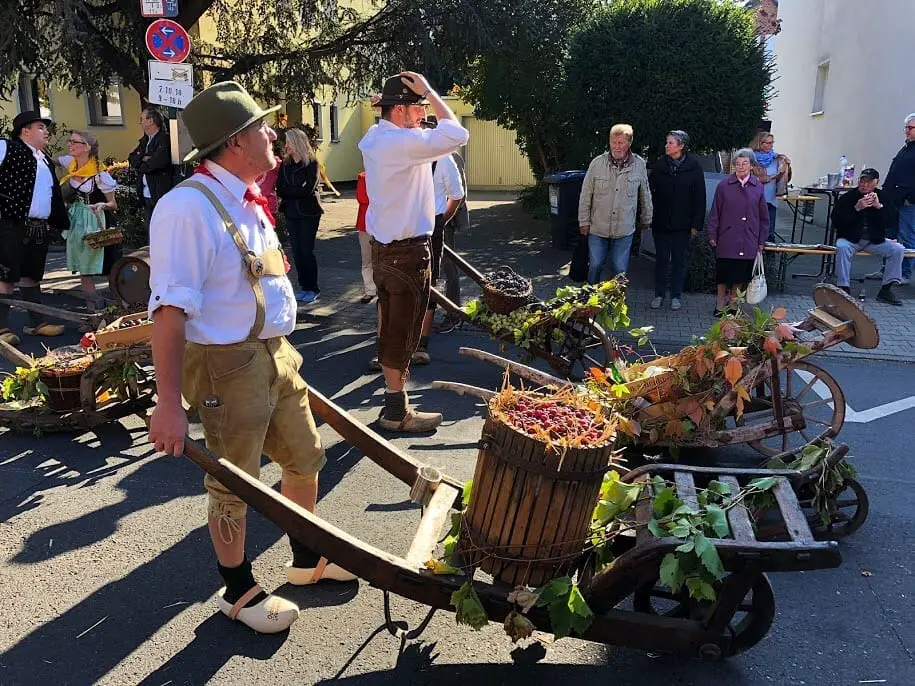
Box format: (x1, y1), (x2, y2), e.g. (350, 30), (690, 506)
(504, 610), (535, 642)
(462, 480), (473, 508)
(748, 476), (780, 491)
(705, 504), (730, 538)
(694, 533), (725, 579)
(534, 576), (572, 607)
(547, 599), (573, 640)
(686, 577), (717, 601)
(647, 517), (666, 538)
(451, 582), (488, 630)
(36, 381), (49, 395)
(566, 584), (595, 636)
(652, 486), (679, 517)
(675, 540), (695, 554)
(507, 587), (539, 613)
(424, 559), (463, 575)
(707, 480), (732, 496)
(659, 553), (682, 591)
(670, 520), (692, 538)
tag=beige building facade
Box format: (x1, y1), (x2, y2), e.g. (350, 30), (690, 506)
(767, 0), (915, 185)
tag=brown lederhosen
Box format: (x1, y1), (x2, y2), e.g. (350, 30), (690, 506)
(178, 180), (326, 520)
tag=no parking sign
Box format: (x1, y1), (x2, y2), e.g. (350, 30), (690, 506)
(145, 19), (191, 64)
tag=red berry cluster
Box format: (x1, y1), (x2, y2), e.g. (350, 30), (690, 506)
(502, 396), (606, 444)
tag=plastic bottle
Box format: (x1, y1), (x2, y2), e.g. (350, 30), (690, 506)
(839, 155), (848, 179)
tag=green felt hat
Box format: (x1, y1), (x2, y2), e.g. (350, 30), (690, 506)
(180, 81), (281, 163)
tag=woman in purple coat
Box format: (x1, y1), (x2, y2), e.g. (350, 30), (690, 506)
(707, 148), (770, 316)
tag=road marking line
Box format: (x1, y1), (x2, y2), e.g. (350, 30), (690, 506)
(795, 369), (915, 424)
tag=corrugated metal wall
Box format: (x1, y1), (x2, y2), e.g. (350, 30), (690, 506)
(461, 115), (536, 190)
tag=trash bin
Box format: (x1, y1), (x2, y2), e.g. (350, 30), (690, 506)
(544, 170), (587, 250)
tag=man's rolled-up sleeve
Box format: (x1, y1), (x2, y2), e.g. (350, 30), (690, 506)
(147, 196), (215, 321)
(400, 120), (470, 164)
(441, 155), (464, 200)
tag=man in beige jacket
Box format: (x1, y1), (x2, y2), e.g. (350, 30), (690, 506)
(578, 124), (653, 284)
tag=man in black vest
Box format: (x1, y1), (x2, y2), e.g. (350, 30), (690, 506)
(0, 111), (69, 345)
(128, 107), (175, 232)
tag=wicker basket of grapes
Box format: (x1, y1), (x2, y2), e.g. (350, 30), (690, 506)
(481, 266), (533, 314)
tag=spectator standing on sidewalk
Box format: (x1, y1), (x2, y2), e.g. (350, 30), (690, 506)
(276, 129), (323, 304)
(358, 71), (469, 432)
(751, 130), (791, 241)
(578, 124), (652, 284)
(435, 150), (469, 333)
(874, 112), (915, 285)
(0, 111), (69, 345)
(648, 130), (705, 311)
(707, 148), (769, 316)
(355, 171), (376, 303)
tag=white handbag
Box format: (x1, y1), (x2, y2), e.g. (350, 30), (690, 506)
(746, 252), (768, 304)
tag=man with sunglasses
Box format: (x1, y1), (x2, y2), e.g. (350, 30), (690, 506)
(358, 72), (469, 432)
(0, 111), (69, 345)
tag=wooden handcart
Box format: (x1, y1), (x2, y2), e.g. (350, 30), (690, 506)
(437, 284), (873, 540)
(431, 244), (615, 380)
(177, 387), (841, 660)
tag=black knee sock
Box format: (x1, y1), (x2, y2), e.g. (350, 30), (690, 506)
(383, 390), (408, 421)
(19, 286), (43, 327)
(218, 557), (267, 607)
(289, 535), (322, 569)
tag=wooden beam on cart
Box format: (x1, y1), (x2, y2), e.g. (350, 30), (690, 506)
(0, 298), (94, 326)
(0, 338), (37, 368)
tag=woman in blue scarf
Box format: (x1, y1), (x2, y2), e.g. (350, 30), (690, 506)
(752, 131), (791, 241)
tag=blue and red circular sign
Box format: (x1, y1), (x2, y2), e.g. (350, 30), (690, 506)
(145, 19), (191, 64)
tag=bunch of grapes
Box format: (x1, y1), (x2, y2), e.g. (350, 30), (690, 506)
(484, 267), (531, 296)
(500, 395), (608, 445)
(477, 307), (532, 336)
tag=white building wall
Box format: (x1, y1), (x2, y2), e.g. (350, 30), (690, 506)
(768, 0), (915, 185)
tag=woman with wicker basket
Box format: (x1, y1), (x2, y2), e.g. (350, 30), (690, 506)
(56, 131), (120, 311)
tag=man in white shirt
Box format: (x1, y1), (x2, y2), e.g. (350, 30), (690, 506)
(0, 111), (69, 345)
(413, 141), (465, 364)
(358, 72), (469, 432)
(147, 82), (354, 636)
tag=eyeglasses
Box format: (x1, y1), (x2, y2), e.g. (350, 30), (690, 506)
(68, 139), (87, 145)
(906, 126), (915, 131)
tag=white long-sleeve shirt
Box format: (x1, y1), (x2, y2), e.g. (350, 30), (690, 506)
(358, 118), (469, 243)
(0, 139), (55, 219)
(433, 153), (465, 216)
(147, 161), (297, 344)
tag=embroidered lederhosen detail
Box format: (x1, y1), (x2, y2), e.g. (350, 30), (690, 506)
(178, 180), (286, 340)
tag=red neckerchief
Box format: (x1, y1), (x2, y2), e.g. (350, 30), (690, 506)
(192, 163), (290, 273)
(193, 163), (277, 228)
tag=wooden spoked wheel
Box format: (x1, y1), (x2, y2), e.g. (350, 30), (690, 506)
(796, 476), (869, 540)
(632, 573), (776, 657)
(743, 361), (846, 457)
(544, 318), (613, 381)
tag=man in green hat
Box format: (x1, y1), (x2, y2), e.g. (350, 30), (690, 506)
(147, 81), (355, 635)
(358, 71), (469, 431)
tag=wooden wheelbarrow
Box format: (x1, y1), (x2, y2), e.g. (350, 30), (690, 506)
(173, 386), (841, 659)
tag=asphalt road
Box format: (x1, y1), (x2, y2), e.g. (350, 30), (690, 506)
(1, 320), (913, 686)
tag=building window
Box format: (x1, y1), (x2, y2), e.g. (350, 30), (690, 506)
(311, 102), (323, 141)
(329, 104), (339, 142)
(87, 77), (124, 126)
(17, 76), (52, 119)
(811, 61), (829, 115)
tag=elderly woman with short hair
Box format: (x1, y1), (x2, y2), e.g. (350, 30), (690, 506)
(578, 123), (653, 284)
(752, 130), (791, 241)
(648, 130), (706, 311)
(707, 148), (769, 316)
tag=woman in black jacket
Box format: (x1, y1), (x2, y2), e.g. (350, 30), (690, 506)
(276, 128), (323, 304)
(648, 130), (706, 310)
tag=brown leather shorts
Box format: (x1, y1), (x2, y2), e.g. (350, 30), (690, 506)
(371, 235), (431, 372)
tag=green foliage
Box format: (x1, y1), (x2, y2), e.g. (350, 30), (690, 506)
(647, 474), (779, 602)
(533, 576), (594, 640)
(1, 367), (48, 405)
(451, 581), (488, 630)
(565, 0), (773, 163)
(767, 443), (858, 527)
(684, 232), (719, 294)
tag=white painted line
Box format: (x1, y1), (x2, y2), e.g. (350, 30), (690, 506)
(795, 369), (915, 424)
